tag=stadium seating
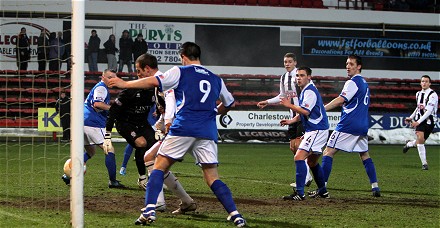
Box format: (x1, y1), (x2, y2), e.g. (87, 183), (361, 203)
(106, 0), (440, 12)
(0, 71), (439, 128)
(105, 0), (332, 8)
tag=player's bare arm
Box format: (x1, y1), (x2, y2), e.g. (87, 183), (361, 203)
(217, 102), (234, 115)
(109, 76), (159, 89)
(280, 114), (300, 126)
(93, 101), (110, 111)
(324, 96), (345, 111)
(280, 97), (309, 116)
(257, 100), (268, 109)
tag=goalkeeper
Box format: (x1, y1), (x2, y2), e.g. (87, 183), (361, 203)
(105, 55), (157, 190)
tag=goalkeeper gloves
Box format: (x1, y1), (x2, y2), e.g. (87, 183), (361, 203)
(154, 130), (165, 141)
(103, 132), (114, 155)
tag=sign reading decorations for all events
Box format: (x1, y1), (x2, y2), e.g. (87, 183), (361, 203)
(302, 28), (440, 60)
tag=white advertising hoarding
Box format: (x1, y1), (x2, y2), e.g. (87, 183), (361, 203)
(0, 18), (196, 70)
(217, 110), (341, 130)
(0, 18), (64, 70)
(85, 20), (195, 65)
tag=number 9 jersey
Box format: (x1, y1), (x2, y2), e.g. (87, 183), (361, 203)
(156, 65), (235, 142)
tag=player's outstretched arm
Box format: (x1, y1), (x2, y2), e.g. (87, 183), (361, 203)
(324, 96), (345, 111)
(93, 101), (111, 112)
(108, 76), (159, 89)
(217, 102), (235, 115)
(257, 100), (268, 109)
(280, 115), (300, 126)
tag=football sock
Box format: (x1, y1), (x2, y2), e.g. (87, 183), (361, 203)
(145, 169), (164, 207)
(163, 171), (193, 205)
(135, 148), (147, 176)
(363, 158), (378, 184)
(210, 179), (237, 214)
(121, 144), (133, 168)
(105, 152), (117, 182)
(83, 152), (91, 163)
(83, 152), (90, 163)
(295, 160), (307, 196)
(305, 160), (313, 184)
(145, 160), (154, 176)
(406, 140), (416, 148)
(321, 156), (333, 183)
(156, 188), (166, 207)
(310, 163), (326, 191)
(417, 144), (427, 165)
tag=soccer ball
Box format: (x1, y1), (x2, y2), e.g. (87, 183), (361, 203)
(63, 158), (87, 178)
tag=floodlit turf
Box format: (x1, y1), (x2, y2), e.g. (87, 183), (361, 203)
(0, 143), (438, 227)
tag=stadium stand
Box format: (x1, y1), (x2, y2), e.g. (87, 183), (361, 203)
(0, 71), (438, 127)
(104, 0), (438, 12)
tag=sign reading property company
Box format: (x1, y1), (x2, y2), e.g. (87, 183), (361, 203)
(216, 110), (340, 142)
(217, 110), (341, 130)
(302, 28), (439, 60)
(116, 21), (195, 64)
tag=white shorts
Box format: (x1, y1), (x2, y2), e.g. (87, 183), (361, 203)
(84, 126), (105, 146)
(326, 130), (368, 152)
(298, 130), (329, 154)
(158, 135), (218, 165)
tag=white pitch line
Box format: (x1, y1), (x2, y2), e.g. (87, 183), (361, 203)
(175, 172), (288, 186)
(0, 208), (41, 222)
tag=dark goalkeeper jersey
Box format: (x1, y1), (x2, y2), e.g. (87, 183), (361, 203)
(106, 88), (156, 132)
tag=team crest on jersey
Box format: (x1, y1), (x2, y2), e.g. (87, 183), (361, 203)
(194, 67), (209, 75)
(115, 98), (122, 106)
(136, 93), (141, 98)
(131, 131), (137, 137)
(418, 104), (425, 110)
(285, 90), (297, 98)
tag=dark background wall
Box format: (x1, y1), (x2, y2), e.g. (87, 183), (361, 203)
(196, 24), (440, 71)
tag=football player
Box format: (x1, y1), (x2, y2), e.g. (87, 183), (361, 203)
(403, 75), (438, 170)
(280, 66), (329, 200)
(109, 42), (246, 227)
(321, 55), (381, 197)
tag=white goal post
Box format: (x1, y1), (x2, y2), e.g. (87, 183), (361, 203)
(70, 0), (85, 227)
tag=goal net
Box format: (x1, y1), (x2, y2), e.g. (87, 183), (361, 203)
(0, 1), (85, 226)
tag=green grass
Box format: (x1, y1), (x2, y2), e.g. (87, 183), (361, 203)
(0, 143), (439, 227)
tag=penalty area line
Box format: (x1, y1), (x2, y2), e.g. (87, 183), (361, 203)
(175, 171), (287, 186)
(0, 208), (41, 222)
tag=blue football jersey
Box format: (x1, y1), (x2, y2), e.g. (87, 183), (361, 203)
(84, 81), (111, 128)
(156, 65), (234, 141)
(299, 82), (329, 132)
(335, 75), (369, 136)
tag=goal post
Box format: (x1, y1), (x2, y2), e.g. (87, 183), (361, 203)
(70, 0), (85, 227)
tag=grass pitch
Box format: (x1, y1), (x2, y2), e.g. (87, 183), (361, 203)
(0, 142), (439, 227)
